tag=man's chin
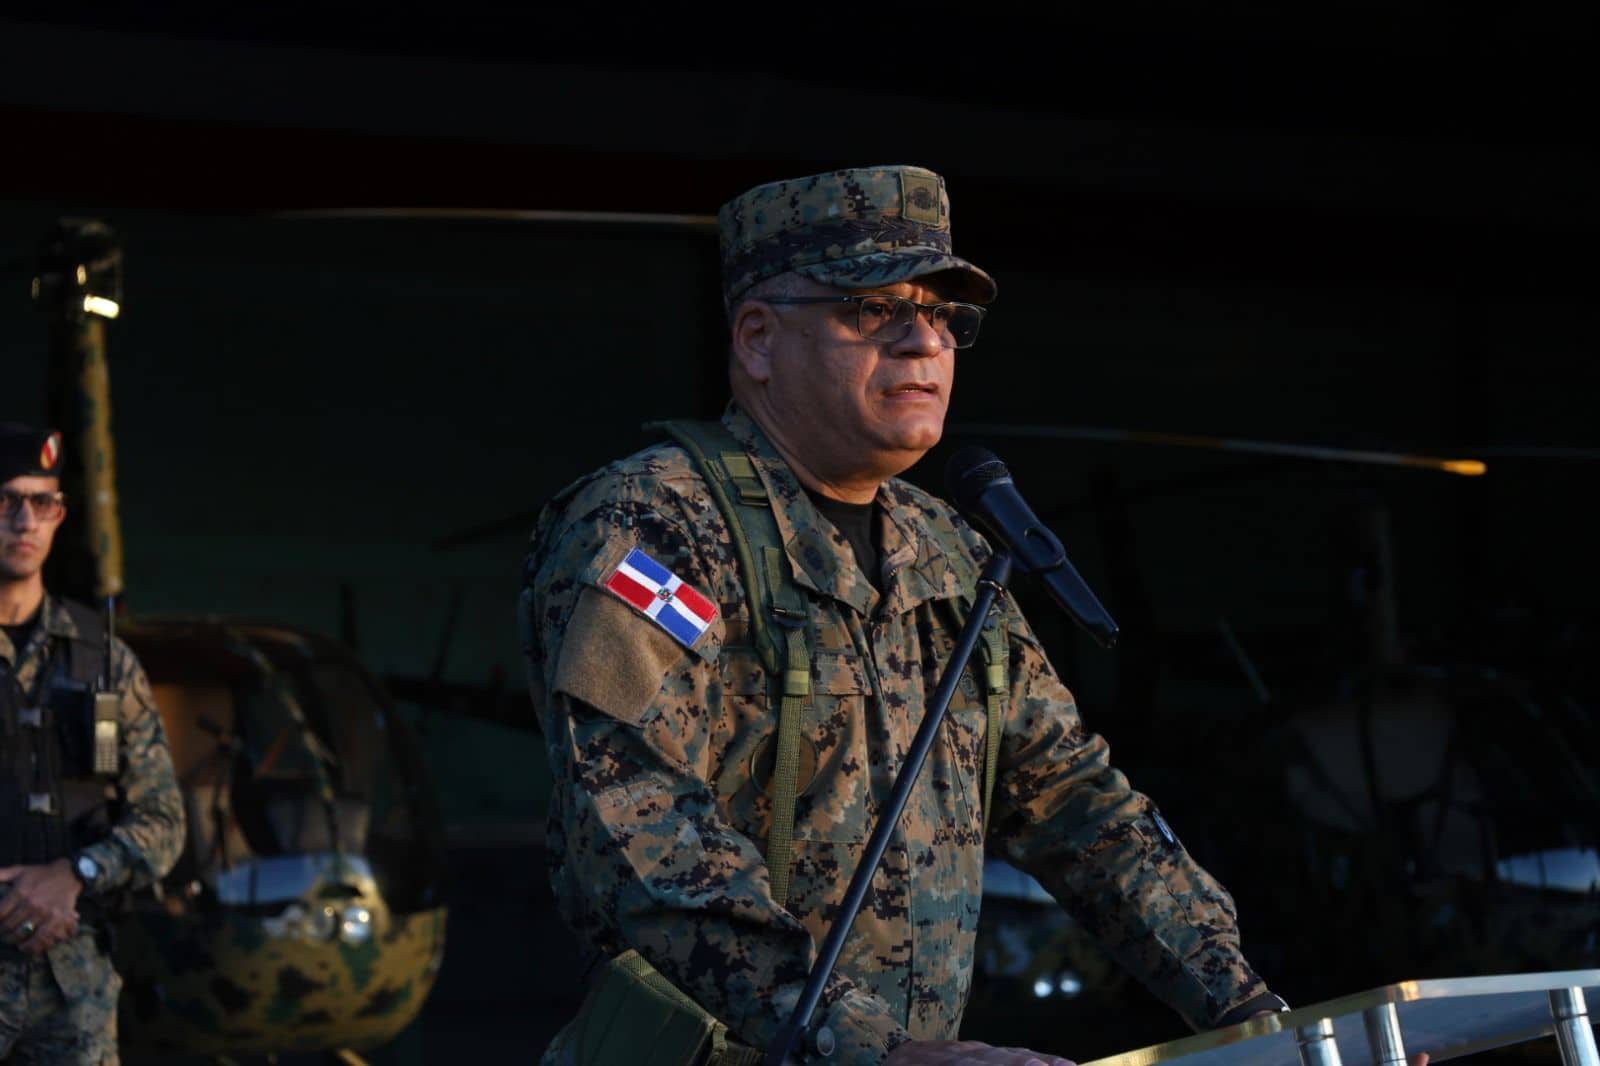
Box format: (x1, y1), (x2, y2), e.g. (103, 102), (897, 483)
(879, 410), (944, 446)
(872, 427), (944, 475)
(0, 557), (41, 583)
(892, 424), (944, 455)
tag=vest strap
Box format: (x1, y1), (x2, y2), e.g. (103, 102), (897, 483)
(647, 421), (814, 909)
(765, 547), (809, 909)
(1, 600), (117, 869)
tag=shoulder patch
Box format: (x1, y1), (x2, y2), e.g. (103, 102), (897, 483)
(602, 547), (719, 651)
(554, 588), (711, 726)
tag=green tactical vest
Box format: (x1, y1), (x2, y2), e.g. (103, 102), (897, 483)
(1, 599), (119, 871)
(551, 420), (1009, 1066)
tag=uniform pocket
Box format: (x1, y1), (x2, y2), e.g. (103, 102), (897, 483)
(792, 651), (872, 844)
(938, 675), (991, 836)
(715, 650), (876, 847)
(710, 649), (773, 837)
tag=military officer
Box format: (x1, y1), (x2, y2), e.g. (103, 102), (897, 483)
(0, 423), (185, 1064)
(521, 166), (1286, 1066)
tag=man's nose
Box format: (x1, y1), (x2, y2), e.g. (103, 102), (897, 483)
(890, 307), (949, 357)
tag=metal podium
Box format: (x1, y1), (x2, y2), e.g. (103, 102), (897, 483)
(1083, 972), (1600, 1066)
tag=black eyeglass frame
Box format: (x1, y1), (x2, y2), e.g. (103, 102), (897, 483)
(0, 489), (67, 521)
(762, 294), (988, 349)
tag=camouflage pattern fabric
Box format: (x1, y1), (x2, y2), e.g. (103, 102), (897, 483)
(717, 165), (997, 311)
(522, 406), (1272, 1065)
(0, 945), (121, 1064)
(0, 595), (184, 1055)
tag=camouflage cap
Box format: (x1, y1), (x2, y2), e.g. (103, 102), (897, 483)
(0, 423), (63, 484)
(718, 165), (996, 311)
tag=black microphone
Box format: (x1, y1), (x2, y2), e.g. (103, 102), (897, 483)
(945, 447), (1119, 649)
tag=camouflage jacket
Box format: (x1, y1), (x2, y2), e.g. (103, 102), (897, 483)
(522, 407), (1272, 1064)
(0, 595), (185, 985)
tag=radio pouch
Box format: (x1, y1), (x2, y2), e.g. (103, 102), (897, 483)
(568, 950), (762, 1066)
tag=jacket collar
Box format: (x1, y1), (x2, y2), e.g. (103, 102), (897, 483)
(721, 405), (967, 619)
(0, 593), (75, 668)
(40, 595), (81, 640)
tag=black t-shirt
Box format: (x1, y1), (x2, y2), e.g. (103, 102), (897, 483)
(804, 487), (882, 591)
(1, 606), (41, 655)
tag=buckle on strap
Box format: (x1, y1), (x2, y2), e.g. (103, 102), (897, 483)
(769, 604), (806, 630)
(718, 453), (768, 506)
(17, 706), (43, 728)
(986, 662), (1007, 692)
(27, 792), (54, 814)
(769, 606), (811, 698)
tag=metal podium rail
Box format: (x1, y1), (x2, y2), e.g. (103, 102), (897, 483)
(1083, 972), (1600, 1066)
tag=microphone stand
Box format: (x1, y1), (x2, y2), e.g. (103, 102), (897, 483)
(765, 551), (1014, 1065)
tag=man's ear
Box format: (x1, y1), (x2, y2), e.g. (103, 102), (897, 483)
(730, 300), (778, 384)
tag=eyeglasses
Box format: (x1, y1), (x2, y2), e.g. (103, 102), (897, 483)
(763, 294), (987, 349)
(0, 490), (66, 522)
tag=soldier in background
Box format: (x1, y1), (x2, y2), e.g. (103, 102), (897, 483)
(522, 167), (1286, 1065)
(0, 423), (184, 1064)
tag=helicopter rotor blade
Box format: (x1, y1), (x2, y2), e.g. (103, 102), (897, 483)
(947, 423), (1489, 478)
(1465, 446), (1600, 462)
(270, 207), (718, 232)
(434, 422), (1508, 552)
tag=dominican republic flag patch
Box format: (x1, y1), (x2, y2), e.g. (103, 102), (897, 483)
(603, 548), (719, 649)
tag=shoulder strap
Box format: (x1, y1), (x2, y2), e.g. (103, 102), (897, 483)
(57, 600), (109, 690)
(646, 420), (811, 909)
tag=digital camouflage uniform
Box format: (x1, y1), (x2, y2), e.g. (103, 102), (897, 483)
(1, 595), (185, 1064)
(521, 165), (1278, 1065)
(524, 406), (1276, 1064)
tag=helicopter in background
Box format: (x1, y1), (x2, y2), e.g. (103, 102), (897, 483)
(943, 425), (1600, 1058)
(30, 219), (449, 1062)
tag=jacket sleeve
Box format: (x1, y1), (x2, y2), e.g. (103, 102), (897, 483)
(525, 488), (911, 1065)
(985, 605), (1273, 1030)
(78, 640), (186, 893)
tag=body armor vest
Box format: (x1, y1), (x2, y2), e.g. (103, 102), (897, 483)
(0, 600), (117, 869)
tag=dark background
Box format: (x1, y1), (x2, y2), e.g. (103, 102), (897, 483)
(2, 5), (1597, 1062)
